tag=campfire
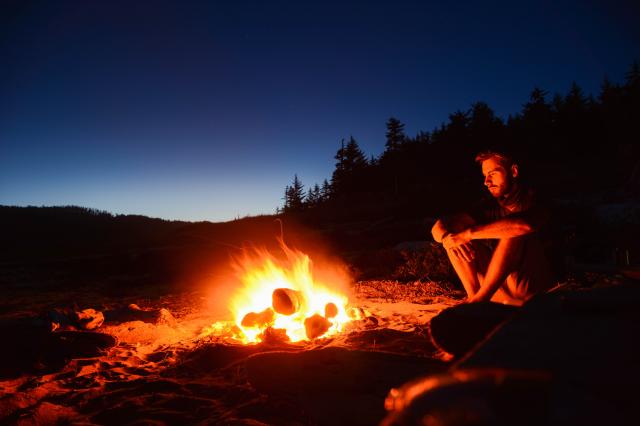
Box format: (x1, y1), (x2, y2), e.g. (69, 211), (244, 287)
(205, 241), (357, 344)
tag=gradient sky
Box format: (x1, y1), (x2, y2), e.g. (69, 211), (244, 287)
(1, 0), (638, 222)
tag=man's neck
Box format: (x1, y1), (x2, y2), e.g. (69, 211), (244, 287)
(497, 182), (522, 211)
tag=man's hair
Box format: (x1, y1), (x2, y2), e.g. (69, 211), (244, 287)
(474, 150), (515, 169)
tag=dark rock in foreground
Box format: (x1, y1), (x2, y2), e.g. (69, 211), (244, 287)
(0, 322), (116, 380)
(383, 368), (550, 426)
(428, 301), (518, 358)
(383, 282), (640, 425)
(246, 346), (446, 426)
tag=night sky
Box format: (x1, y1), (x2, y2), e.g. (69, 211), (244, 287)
(2, 1), (638, 222)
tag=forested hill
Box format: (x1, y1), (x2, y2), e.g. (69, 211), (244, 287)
(280, 62), (640, 224)
(0, 206), (182, 261)
(0, 206), (296, 264)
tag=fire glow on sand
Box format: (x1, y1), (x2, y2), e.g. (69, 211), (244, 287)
(203, 240), (358, 344)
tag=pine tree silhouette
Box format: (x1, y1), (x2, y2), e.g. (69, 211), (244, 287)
(384, 117), (406, 154)
(283, 175), (305, 212)
(306, 183), (322, 208)
(331, 136), (368, 196)
(320, 179), (332, 202)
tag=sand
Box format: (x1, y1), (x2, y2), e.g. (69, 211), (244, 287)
(0, 280), (458, 425)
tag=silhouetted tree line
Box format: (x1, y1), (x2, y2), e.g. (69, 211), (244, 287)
(0, 205), (187, 262)
(281, 62), (640, 223)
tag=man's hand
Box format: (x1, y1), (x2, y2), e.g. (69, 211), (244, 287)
(442, 229), (475, 262)
(442, 229), (472, 250)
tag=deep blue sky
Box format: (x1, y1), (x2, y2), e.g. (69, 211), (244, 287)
(1, 1), (638, 221)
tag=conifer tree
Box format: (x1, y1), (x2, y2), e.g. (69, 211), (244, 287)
(524, 88), (550, 119)
(565, 82), (587, 112)
(283, 175), (305, 212)
(306, 183), (322, 208)
(599, 76), (619, 104)
(380, 118), (408, 195)
(625, 60), (640, 88)
(320, 179), (332, 201)
(282, 185), (290, 212)
(331, 136), (368, 195)
(519, 87), (553, 157)
(344, 136), (368, 169)
(551, 93), (564, 116)
(384, 117), (406, 153)
(414, 130), (430, 144)
(468, 102), (503, 155)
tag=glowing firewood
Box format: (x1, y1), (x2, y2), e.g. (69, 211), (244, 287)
(304, 314), (332, 339)
(272, 288), (303, 315)
(259, 326), (290, 344)
(324, 302), (338, 319)
(241, 308), (275, 328)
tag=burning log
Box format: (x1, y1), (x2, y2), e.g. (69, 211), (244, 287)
(272, 288), (303, 315)
(304, 314), (332, 339)
(241, 308), (275, 328)
(324, 302), (338, 319)
(259, 327), (290, 344)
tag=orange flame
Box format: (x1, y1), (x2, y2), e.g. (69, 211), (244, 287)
(220, 241), (352, 343)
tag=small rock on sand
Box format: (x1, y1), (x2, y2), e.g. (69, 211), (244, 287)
(75, 308), (104, 330)
(104, 304), (177, 327)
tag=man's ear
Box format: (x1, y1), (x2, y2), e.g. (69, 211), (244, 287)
(511, 164), (519, 178)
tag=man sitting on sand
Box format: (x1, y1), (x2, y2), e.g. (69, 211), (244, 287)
(431, 150), (554, 305)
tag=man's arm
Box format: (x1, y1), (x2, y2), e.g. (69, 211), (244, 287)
(432, 213), (477, 262)
(454, 216), (532, 244)
(431, 213), (475, 243)
(443, 206), (549, 248)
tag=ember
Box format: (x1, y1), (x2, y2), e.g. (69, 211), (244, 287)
(206, 240), (354, 343)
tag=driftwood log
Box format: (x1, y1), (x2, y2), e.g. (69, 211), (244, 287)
(272, 288), (303, 315)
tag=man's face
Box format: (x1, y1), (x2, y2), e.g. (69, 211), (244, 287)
(481, 157), (515, 199)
